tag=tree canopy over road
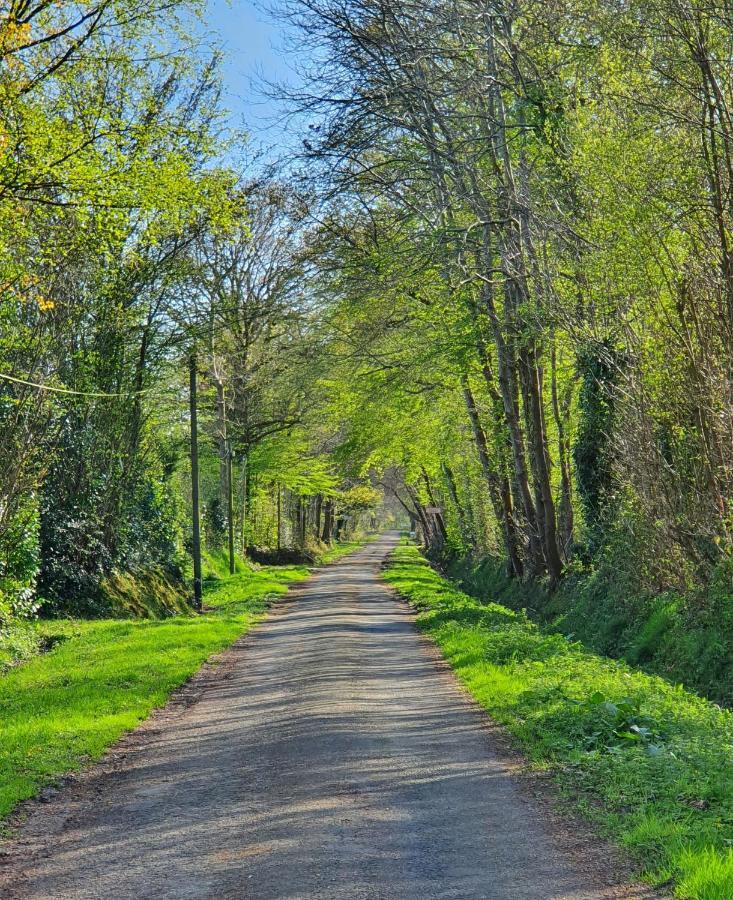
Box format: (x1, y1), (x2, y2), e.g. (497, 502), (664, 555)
(6, 2), (733, 895)
(7, 0), (733, 629)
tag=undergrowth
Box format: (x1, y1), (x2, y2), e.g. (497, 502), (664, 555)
(385, 541), (733, 899)
(448, 551), (733, 707)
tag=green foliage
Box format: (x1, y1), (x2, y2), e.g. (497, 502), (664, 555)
(38, 422), (187, 616)
(624, 597), (681, 667)
(384, 542), (733, 896)
(570, 691), (663, 754)
(254, 435), (339, 499)
(0, 624), (47, 674)
(0, 502), (40, 625)
(204, 496), (228, 549)
(573, 342), (620, 552)
(339, 484), (382, 511)
(0, 0), (237, 624)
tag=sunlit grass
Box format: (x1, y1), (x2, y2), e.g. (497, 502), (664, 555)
(383, 541), (733, 897)
(318, 539), (368, 564)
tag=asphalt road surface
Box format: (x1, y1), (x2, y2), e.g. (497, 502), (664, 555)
(0, 533), (655, 899)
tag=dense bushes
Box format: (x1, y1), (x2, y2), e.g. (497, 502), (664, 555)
(0, 502), (41, 627)
(36, 416), (187, 617)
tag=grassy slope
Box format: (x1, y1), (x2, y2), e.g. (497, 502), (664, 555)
(384, 542), (733, 900)
(0, 538), (378, 825)
(448, 551), (733, 708)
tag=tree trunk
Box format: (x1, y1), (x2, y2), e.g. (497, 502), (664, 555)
(551, 343), (574, 556)
(239, 453), (248, 553)
(322, 498), (334, 543)
(462, 376), (523, 577)
(441, 462), (471, 548)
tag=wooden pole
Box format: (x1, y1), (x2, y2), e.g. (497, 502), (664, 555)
(241, 452), (248, 555)
(277, 482), (282, 551)
(189, 353), (202, 611)
(227, 439), (235, 575)
(239, 454), (247, 553)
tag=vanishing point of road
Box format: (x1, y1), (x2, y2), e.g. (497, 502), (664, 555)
(1, 534), (656, 899)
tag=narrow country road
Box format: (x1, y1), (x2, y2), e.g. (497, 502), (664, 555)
(1, 534), (654, 900)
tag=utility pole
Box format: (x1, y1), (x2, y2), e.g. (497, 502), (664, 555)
(277, 483), (282, 551)
(240, 451), (248, 556)
(189, 353), (203, 611)
(227, 438), (235, 575)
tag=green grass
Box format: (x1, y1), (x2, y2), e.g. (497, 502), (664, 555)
(0, 559), (309, 824)
(384, 541), (733, 899)
(318, 538), (370, 565)
(0, 624), (44, 673)
(448, 547), (733, 708)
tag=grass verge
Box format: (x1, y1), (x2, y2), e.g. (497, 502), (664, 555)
(383, 541), (733, 900)
(0, 558), (312, 824)
(318, 538), (371, 565)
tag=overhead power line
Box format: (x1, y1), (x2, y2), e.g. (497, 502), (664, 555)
(0, 371), (154, 399)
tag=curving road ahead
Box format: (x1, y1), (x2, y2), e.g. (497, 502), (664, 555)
(1, 534), (654, 899)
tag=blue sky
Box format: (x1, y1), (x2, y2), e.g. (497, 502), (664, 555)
(206, 0), (300, 154)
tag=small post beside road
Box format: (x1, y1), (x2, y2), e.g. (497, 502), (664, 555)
(189, 352), (203, 611)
